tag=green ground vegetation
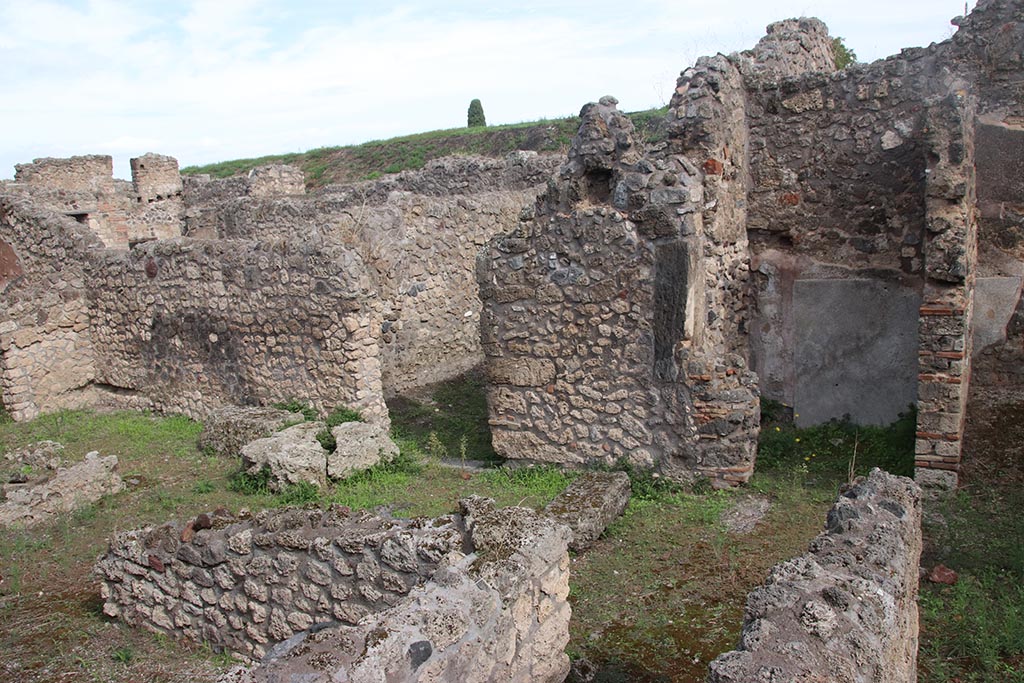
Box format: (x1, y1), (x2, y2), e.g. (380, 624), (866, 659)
(1, 378), (1013, 682)
(918, 482), (1024, 681)
(180, 108), (668, 187)
(567, 401), (917, 681)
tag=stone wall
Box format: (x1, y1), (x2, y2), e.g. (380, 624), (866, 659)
(5, 153), (188, 248)
(479, 97), (760, 485)
(96, 505), (463, 659)
(0, 153), (556, 419)
(97, 497), (572, 683)
(87, 237), (388, 424)
(708, 469), (922, 683)
(195, 153), (558, 394)
(0, 197), (102, 420)
(182, 164), (307, 238)
(10, 155), (131, 248)
(129, 153), (185, 243)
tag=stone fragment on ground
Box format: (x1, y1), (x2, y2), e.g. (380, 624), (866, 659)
(543, 470), (631, 550)
(240, 421), (327, 491)
(927, 563), (959, 585)
(720, 495), (772, 534)
(3, 440), (65, 484)
(198, 405), (301, 458)
(0, 450), (124, 528)
(326, 421), (399, 480)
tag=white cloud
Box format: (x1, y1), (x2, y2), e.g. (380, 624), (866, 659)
(0, 0), (974, 179)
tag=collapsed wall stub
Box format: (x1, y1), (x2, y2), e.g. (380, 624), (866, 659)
(129, 153), (185, 243)
(97, 497), (572, 683)
(708, 469), (923, 682)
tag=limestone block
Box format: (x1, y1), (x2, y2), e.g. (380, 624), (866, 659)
(240, 422), (327, 491)
(326, 421), (399, 480)
(199, 406), (301, 459)
(543, 471), (631, 550)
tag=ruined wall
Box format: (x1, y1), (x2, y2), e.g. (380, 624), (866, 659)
(965, 0), (1024, 390)
(5, 153), (187, 248)
(744, 53), (942, 425)
(198, 154), (558, 394)
(88, 237), (387, 423)
(480, 99), (760, 485)
(96, 505), (464, 660)
(98, 498), (572, 683)
(128, 153), (185, 243)
(708, 469), (922, 683)
(11, 155), (131, 248)
(0, 197), (102, 420)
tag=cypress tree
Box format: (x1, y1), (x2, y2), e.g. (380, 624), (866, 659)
(467, 99), (486, 128)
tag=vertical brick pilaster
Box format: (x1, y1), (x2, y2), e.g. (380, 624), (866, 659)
(914, 92), (978, 488)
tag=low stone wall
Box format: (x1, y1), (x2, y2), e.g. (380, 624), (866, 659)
(97, 497), (572, 683)
(707, 469), (922, 683)
(96, 505), (465, 660)
(220, 497), (571, 683)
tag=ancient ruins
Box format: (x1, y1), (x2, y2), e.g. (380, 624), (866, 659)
(1, 0), (1021, 680)
(3, 2), (1020, 493)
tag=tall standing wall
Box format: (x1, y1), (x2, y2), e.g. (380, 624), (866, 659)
(88, 237), (388, 423)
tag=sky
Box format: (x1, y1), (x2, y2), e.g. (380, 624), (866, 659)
(0, 0), (976, 180)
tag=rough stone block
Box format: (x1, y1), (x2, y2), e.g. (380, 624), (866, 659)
(487, 358), (556, 387)
(326, 421), (399, 480)
(198, 406), (301, 459)
(240, 422), (327, 492)
(543, 471), (631, 550)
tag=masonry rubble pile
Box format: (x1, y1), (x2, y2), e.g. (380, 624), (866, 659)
(1, 441), (124, 528)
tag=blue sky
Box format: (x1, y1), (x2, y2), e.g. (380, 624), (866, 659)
(0, 0), (974, 179)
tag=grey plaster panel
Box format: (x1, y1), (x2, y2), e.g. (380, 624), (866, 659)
(793, 279), (920, 427)
(972, 276), (1023, 355)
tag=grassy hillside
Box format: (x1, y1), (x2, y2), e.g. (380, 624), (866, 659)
(181, 108), (669, 188)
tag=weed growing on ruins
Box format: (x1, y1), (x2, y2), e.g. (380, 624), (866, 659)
(272, 399), (318, 422)
(477, 465), (576, 508)
(228, 465), (273, 495)
(608, 460), (685, 503)
(756, 404), (915, 480)
(388, 370), (499, 464)
(315, 406), (364, 453)
(568, 469), (835, 681)
(275, 481), (322, 506)
(832, 36), (858, 69)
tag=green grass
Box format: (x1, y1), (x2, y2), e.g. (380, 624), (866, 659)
(388, 370), (499, 465)
(919, 482), (1024, 681)
(180, 107), (669, 187)
(756, 405), (916, 480)
(4, 390), (995, 683)
(567, 402), (917, 681)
